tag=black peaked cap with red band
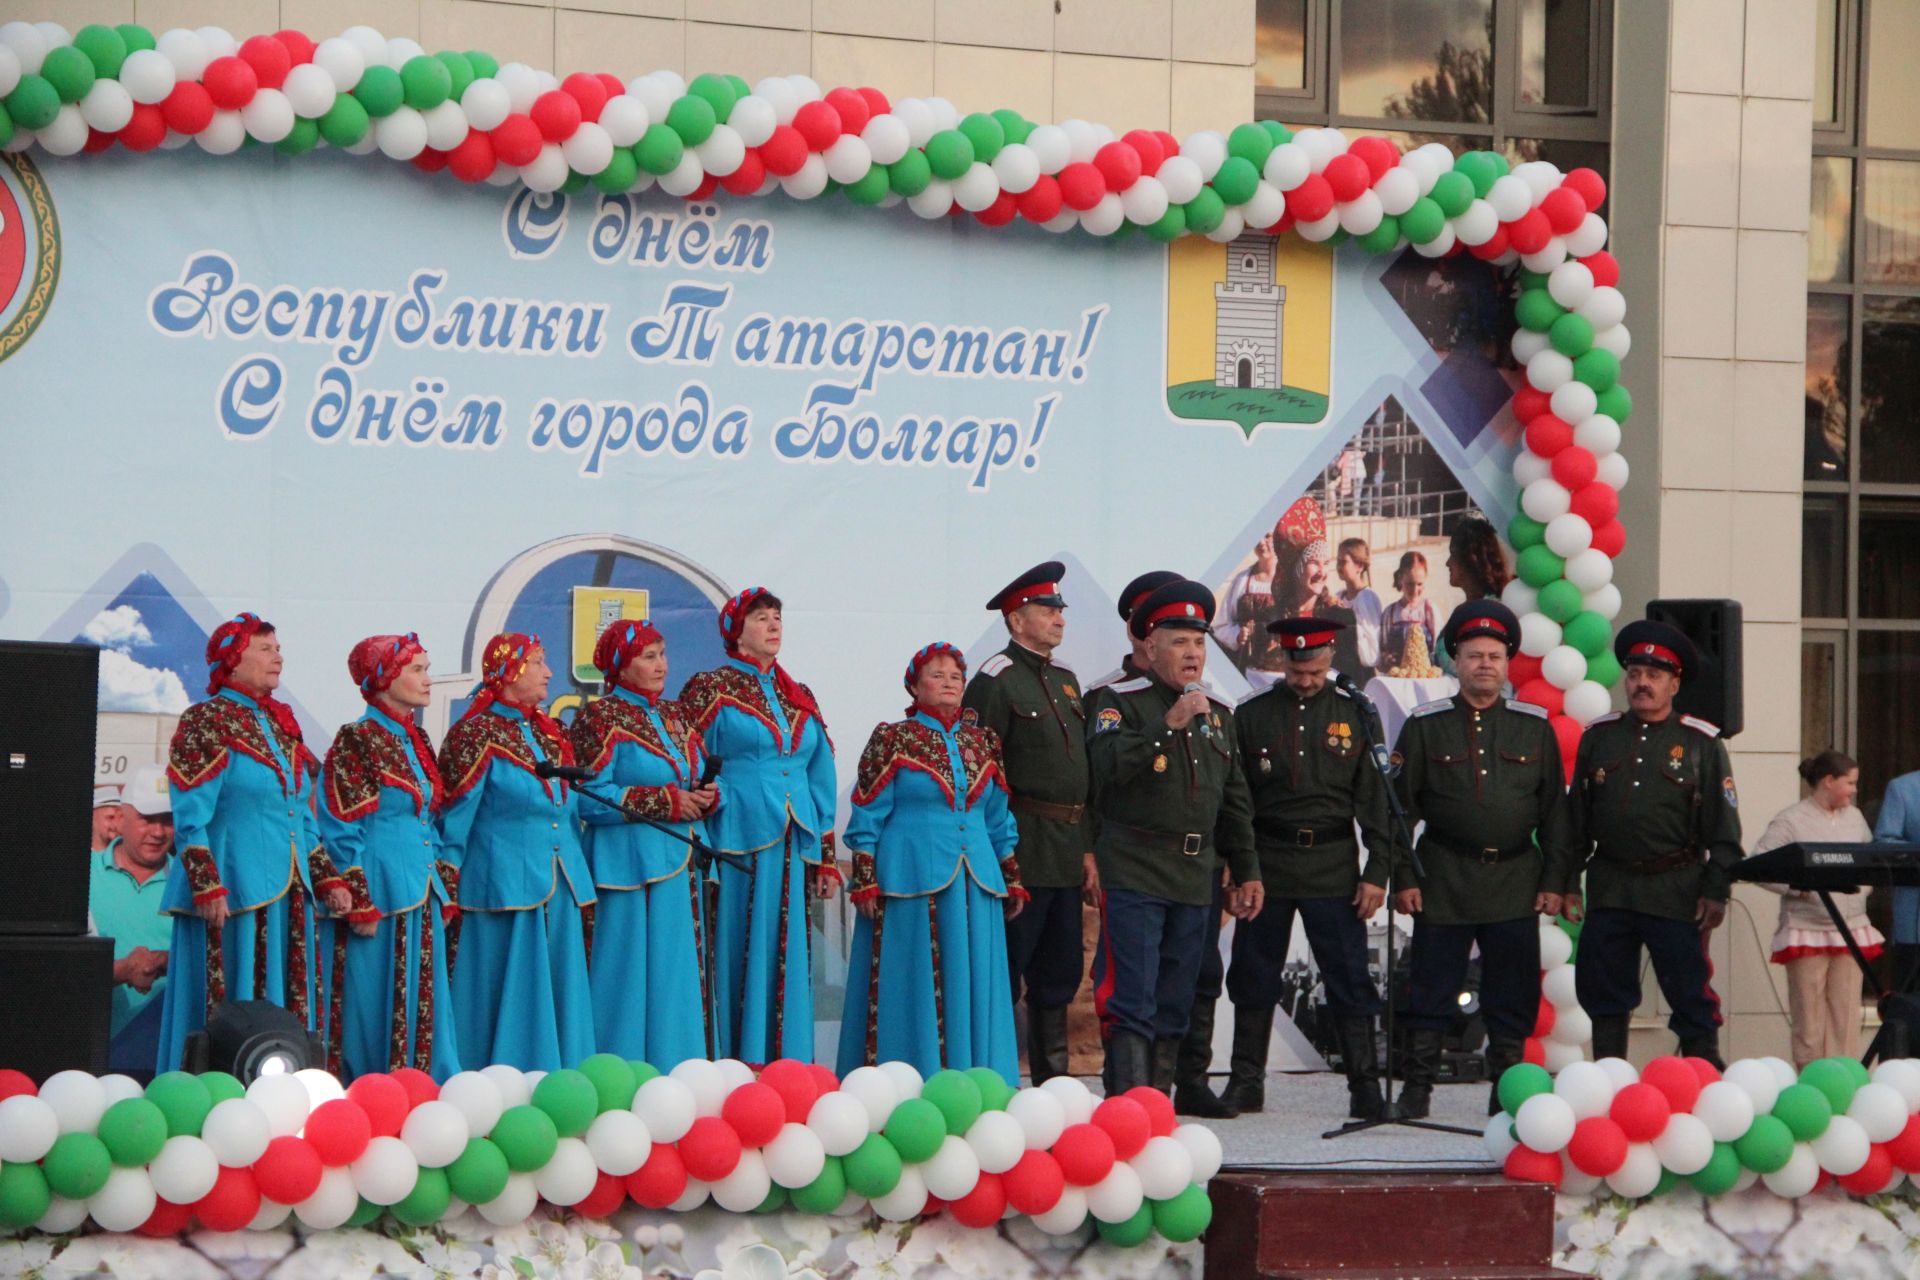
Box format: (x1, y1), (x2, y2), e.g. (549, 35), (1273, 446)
(1266, 615), (1348, 654)
(986, 561), (1068, 613)
(1441, 599), (1522, 658)
(1614, 619), (1699, 682)
(1116, 570), (1183, 622)
(1129, 579), (1217, 640)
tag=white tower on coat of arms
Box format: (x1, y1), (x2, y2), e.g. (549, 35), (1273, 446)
(1214, 232), (1287, 390)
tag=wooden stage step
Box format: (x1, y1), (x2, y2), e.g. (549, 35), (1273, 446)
(1205, 1170), (1579, 1280)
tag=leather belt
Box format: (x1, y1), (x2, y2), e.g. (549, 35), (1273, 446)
(1103, 819), (1210, 857)
(1604, 846), (1702, 875)
(1254, 819), (1352, 847)
(1432, 835), (1535, 865)
(1010, 795), (1086, 824)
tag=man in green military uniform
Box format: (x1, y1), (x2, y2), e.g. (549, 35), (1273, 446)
(1564, 619), (1743, 1069)
(964, 561), (1093, 1084)
(1224, 617), (1392, 1120)
(1086, 579), (1262, 1095)
(1087, 570), (1184, 693)
(1394, 600), (1573, 1116)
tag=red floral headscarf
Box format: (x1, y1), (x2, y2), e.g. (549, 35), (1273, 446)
(717, 586), (822, 735)
(205, 611), (306, 749)
(904, 642), (967, 728)
(593, 619), (664, 693)
(460, 632), (565, 743)
(348, 633), (425, 701)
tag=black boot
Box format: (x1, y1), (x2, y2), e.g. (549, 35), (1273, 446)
(1172, 1000), (1239, 1118)
(1337, 1016), (1384, 1121)
(1485, 1038), (1525, 1116)
(1151, 1038), (1180, 1093)
(1106, 1030), (1151, 1094)
(1398, 1029), (1445, 1119)
(1590, 1015), (1630, 1062)
(1027, 1003), (1070, 1085)
(1220, 1004), (1273, 1113)
(1679, 1032), (1727, 1072)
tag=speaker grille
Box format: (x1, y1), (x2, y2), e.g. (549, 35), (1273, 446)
(0, 641), (100, 934)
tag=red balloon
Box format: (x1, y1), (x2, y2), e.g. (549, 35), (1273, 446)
(1284, 173), (1334, 223)
(1638, 1058), (1703, 1114)
(0, 1069), (33, 1100)
(273, 30), (316, 66)
(1322, 153), (1369, 203)
(1609, 1083), (1673, 1143)
(254, 1135), (323, 1205)
(194, 1164), (262, 1233)
(1540, 187), (1587, 235)
(162, 81), (216, 134)
(1550, 446), (1597, 491)
(1508, 208), (1553, 255)
(560, 72), (609, 122)
(792, 100), (843, 151)
(595, 73), (625, 103)
(686, 173), (721, 202)
(1121, 128), (1165, 175)
(1093, 141), (1142, 192)
(237, 35), (292, 90)
(411, 147), (449, 173)
(83, 127), (117, 153)
(1002, 1149), (1065, 1214)
(679, 1115), (743, 1181)
(721, 148), (766, 195)
(1503, 1144), (1562, 1186)
(1566, 1116), (1630, 1176)
(1687, 1057), (1723, 1087)
(1581, 251), (1621, 288)
(121, 102), (169, 151)
(448, 130), (497, 183)
(760, 124), (808, 176)
(626, 1143), (689, 1207)
(1509, 652), (1544, 688)
(721, 1082), (786, 1148)
(136, 1197), (194, 1237)
(857, 86), (891, 116)
(388, 1068), (438, 1109)
(1569, 481), (1619, 526)
(756, 1060), (820, 1125)
(1052, 1122), (1117, 1186)
(1348, 135), (1399, 182)
(1091, 1097), (1151, 1160)
(1468, 223), (1511, 261)
(1533, 997), (1557, 1038)
(1122, 1086), (1176, 1138)
(1057, 162), (1106, 211)
(811, 88), (860, 137)
(1514, 679), (1563, 718)
(347, 1075), (410, 1139)
(976, 191), (1019, 226)
(1841, 1144), (1896, 1196)
(1512, 386), (1553, 424)
(1550, 716), (1582, 782)
(531, 90), (583, 142)
(947, 1169), (1006, 1227)
(575, 1169), (628, 1219)
(305, 1098), (373, 1166)
(1562, 167), (1607, 213)
(1589, 520), (1626, 558)
(1523, 413), (1573, 457)
(1017, 174), (1064, 223)
(490, 115), (544, 167)
(202, 56), (259, 111)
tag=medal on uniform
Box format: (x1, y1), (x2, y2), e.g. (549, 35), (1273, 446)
(1594, 767), (1607, 784)
(1153, 754), (1168, 773)
(1669, 745), (1684, 771)
(1259, 757), (1271, 773)
(1062, 684), (1076, 698)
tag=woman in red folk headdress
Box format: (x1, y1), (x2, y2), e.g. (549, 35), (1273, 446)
(316, 634), (461, 1080)
(1215, 496), (1364, 687)
(437, 633), (596, 1071)
(155, 613), (354, 1073)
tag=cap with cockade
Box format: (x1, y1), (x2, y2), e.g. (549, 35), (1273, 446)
(1116, 570), (1183, 622)
(1615, 619), (1699, 682)
(1441, 600), (1522, 658)
(985, 562), (1067, 613)
(1128, 580), (1217, 640)
(1266, 615), (1348, 654)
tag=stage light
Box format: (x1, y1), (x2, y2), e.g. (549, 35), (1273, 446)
(182, 1000), (325, 1085)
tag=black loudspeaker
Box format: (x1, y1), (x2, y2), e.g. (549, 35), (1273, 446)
(0, 935), (113, 1077)
(1647, 598), (1743, 738)
(0, 640), (99, 933)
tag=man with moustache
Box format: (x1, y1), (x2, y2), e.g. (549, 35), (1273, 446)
(1087, 570), (1185, 693)
(88, 764), (174, 1076)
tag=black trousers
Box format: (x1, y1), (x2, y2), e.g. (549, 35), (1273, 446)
(1005, 884), (1085, 1009)
(1227, 893), (1381, 1017)
(1575, 907), (1722, 1041)
(1404, 915), (1541, 1043)
(1193, 878), (1228, 1002)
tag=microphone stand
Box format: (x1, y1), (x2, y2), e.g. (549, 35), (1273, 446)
(1322, 681), (1477, 1140)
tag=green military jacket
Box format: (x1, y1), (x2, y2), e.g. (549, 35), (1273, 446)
(1085, 671), (1258, 907)
(1234, 681), (1392, 898)
(961, 640), (1091, 889)
(1566, 711), (1743, 923)
(1393, 694), (1573, 926)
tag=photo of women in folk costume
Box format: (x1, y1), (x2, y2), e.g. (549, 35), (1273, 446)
(317, 633), (461, 1081)
(438, 633), (596, 1072)
(571, 619), (716, 1069)
(1214, 496), (1364, 687)
(156, 613), (355, 1072)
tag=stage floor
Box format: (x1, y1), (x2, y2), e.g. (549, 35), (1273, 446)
(1192, 1070), (1499, 1173)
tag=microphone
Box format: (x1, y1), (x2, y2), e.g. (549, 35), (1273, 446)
(698, 754), (722, 787)
(1182, 682), (1212, 738)
(1329, 670), (1373, 704)
(1326, 673), (1396, 776)
(534, 759), (593, 782)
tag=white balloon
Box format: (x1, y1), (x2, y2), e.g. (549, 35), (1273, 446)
(1573, 413), (1620, 457)
(1761, 1142), (1821, 1197)
(709, 1147), (772, 1212)
(0, 43), (17, 100)
(840, 1068), (900, 1133)
(38, 104), (90, 155)
(922, 1134), (982, 1201)
(667, 1176), (710, 1212)
(374, 106), (429, 161)
(774, 152), (824, 199)
(1594, 451), (1629, 491)
(1514, 160), (1562, 203)
(1547, 261), (1596, 310)
(1486, 173), (1532, 221)
(1693, 1080), (1757, 1143)
(400, 1099), (470, 1169)
(497, 63), (543, 114)
(1541, 643), (1589, 691)
(202, 1098), (271, 1167)
(1025, 123), (1070, 173)
(988, 141), (1038, 194)
(953, 160), (1001, 212)
(1264, 141), (1310, 192)
(1811, 1114), (1871, 1176)
(1484, 1112), (1521, 1162)
(1543, 963), (1581, 1009)
(964, 1110), (1026, 1175)
(1086, 1161), (1144, 1223)
(1871, 1059), (1920, 1110)
(1583, 583), (1623, 620)
(813, 131), (866, 185)
(1592, 323), (1632, 359)
(585, 1109), (652, 1178)
(1205, 207), (1247, 243)
(386, 37), (426, 69)
(1554, 1061), (1616, 1121)
(249, 1197), (293, 1230)
(1543, 1040), (1587, 1073)
(1763, 1057), (1799, 1090)
(1130, 1134), (1194, 1200)
(1521, 237), (1570, 273)
(1566, 211), (1610, 258)
(1038, 1074), (1096, 1126)
(1412, 224), (1457, 258)
(88, 1167), (156, 1232)
(35, 1195), (90, 1234)
(1540, 922), (1574, 970)
(670, 1058), (728, 1117)
(878, 1060), (925, 1102)
(0, 21), (45, 75)
(1561, 548), (1613, 593)
(80, 79), (134, 133)
(805, 1091), (869, 1157)
(1550, 381), (1598, 426)
(1731, 1166), (1759, 1193)
(1374, 165), (1419, 216)
(1397, 147), (1439, 195)
(1243, 179), (1285, 230)
(1521, 477), (1572, 523)
(1121, 174), (1170, 225)
(859, 111), (907, 164)
(1559, 1157), (1605, 1197)
(1337, 188), (1385, 236)
(1576, 285), (1626, 330)
(871, 1163), (927, 1221)
(1180, 130), (1226, 180)
(907, 178), (953, 218)
(1527, 348), (1575, 393)
(1295, 126), (1342, 172)
(247, 1073), (310, 1137)
(1652, 1113), (1715, 1175)
(1172, 1120), (1223, 1183)
(1298, 210), (1343, 243)
(118, 48), (179, 107)
(1084, 192), (1127, 236)
(1722, 1061), (1783, 1116)
(341, 26), (387, 67)
(148, 1135), (219, 1204)
(478, 1171), (539, 1225)
(561, 120), (614, 175)
(1563, 680), (1613, 726)
(763, 1122), (825, 1189)
(1605, 1141), (1663, 1198)
(352, 1135), (419, 1205)
(433, 1073), (503, 1139)
(589, 93), (645, 147)
(1515, 1093), (1577, 1152)
(241, 88), (296, 144)
(1596, 1057), (1640, 1090)
(534, 1136), (598, 1206)
(1157, 154), (1203, 205)
(1512, 328), (1551, 364)
(1454, 198), (1499, 245)
(1544, 513), (1594, 558)
(274, 63), (334, 121)
(634, 1076), (696, 1143)
(1062, 117), (1102, 164)
(1030, 1184), (1088, 1234)
(1502, 578), (1540, 617)
(1548, 1006), (1593, 1048)
(1520, 612), (1563, 658)
(1006, 1086), (1067, 1149)
(0, 1095), (59, 1162)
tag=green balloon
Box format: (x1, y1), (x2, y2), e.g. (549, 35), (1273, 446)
(1585, 649), (1622, 688)
(446, 1137), (511, 1205)
(435, 51), (475, 102)
(400, 54), (452, 110)
(1733, 1114), (1794, 1173)
(1800, 1058), (1858, 1114)
(883, 1097), (946, 1164)
(1454, 151), (1500, 197)
(958, 112), (1005, 162)
(1260, 119), (1293, 145)
(533, 1070), (601, 1136)
(1517, 544), (1566, 589)
(1227, 122), (1274, 168)
(666, 94), (717, 146)
(1145, 203), (1188, 242)
(1595, 383), (1633, 423)
(1497, 1063), (1555, 1116)
(1430, 170), (1474, 218)
(1097, 1200), (1156, 1246)
(492, 1105), (559, 1172)
(117, 24), (157, 54)
(1486, 150), (1511, 178)
(319, 94), (371, 147)
(1839, 1056), (1872, 1090)
(1399, 196), (1446, 245)
(1653, 1168), (1679, 1197)
(99, 1097), (169, 1167)
(925, 129), (975, 180)
(635, 124), (685, 175)
(44, 1132), (113, 1200)
(1517, 268), (1551, 290)
(1573, 348), (1620, 392)
(1184, 187), (1225, 235)
(0, 1161), (51, 1229)
(965, 1067), (1014, 1112)
(687, 73), (737, 122)
(1151, 1184), (1213, 1242)
(921, 1070), (984, 1136)
(991, 108), (1031, 145)
(347, 1196), (384, 1228)
(146, 1072), (214, 1138)
(888, 148), (932, 196)
(1549, 312), (1594, 358)
(353, 65), (405, 118)
(592, 147), (639, 193)
(1357, 213), (1401, 255)
(790, 1154), (846, 1213)
(1211, 156), (1260, 207)
(627, 1060), (660, 1087)
(843, 1132), (903, 1198)
(0, 103), (14, 149)
(1772, 1083), (1833, 1142)
(846, 163), (891, 204)
(1515, 288), (1565, 333)
(199, 1071), (245, 1105)
(754, 1183), (789, 1213)
(276, 117), (321, 155)
(560, 170), (589, 196)
(577, 1055), (639, 1115)
(5, 76), (62, 131)
(722, 74), (749, 99)
(73, 25), (129, 79)
(1687, 1142), (1742, 1195)
(391, 1164), (451, 1225)
(1326, 228), (1351, 246)
(1508, 513), (1548, 551)
(465, 51), (500, 79)
(41, 46), (96, 104)
(1563, 611), (1611, 659)
(1537, 579), (1584, 624)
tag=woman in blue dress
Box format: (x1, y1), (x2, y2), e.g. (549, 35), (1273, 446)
(157, 613), (355, 1073)
(438, 633), (596, 1071)
(838, 643), (1026, 1083)
(678, 588), (838, 1063)
(570, 619), (717, 1068)
(316, 634), (461, 1080)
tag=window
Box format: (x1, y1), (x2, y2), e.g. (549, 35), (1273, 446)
(1804, 0), (1920, 820)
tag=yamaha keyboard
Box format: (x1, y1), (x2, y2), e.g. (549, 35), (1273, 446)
(1730, 841), (1920, 891)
